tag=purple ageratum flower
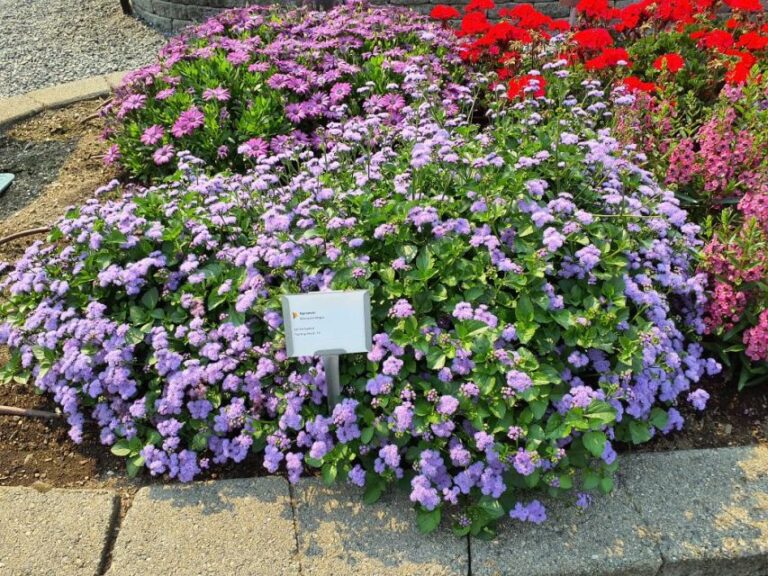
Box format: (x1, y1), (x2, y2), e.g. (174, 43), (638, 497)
(474, 431), (494, 452)
(601, 440), (617, 465)
(389, 299), (415, 318)
(687, 389), (710, 411)
(391, 402), (414, 432)
(509, 500), (547, 524)
(365, 374), (392, 396)
(140, 125), (164, 146)
(575, 244), (601, 271)
(202, 86), (230, 102)
(238, 137), (269, 159)
(513, 448), (537, 476)
(542, 227), (566, 252)
(453, 302), (473, 321)
(506, 370), (533, 393)
(410, 474), (440, 511)
(382, 356), (403, 376)
(348, 464), (366, 487)
(152, 144), (173, 166)
(473, 305), (498, 328)
(436, 395), (459, 416)
(171, 106), (205, 138)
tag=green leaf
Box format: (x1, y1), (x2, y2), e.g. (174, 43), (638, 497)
(417, 507), (442, 534)
(360, 427), (375, 444)
(649, 408), (668, 431)
(426, 348), (447, 370)
(141, 287), (159, 310)
(363, 483), (383, 505)
(110, 441), (132, 457)
(125, 328), (146, 346)
(582, 431), (607, 458)
(126, 454), (144, 478)
(516, 294), (535, 323)
(629, 420), (652, 444)
(322, 463), (338, 486)
(599, 476), (614, 494)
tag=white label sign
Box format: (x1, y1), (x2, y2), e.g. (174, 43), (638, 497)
(281, 290), (372, 357)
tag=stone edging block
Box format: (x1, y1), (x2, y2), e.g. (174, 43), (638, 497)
(0, 70), (132, 129)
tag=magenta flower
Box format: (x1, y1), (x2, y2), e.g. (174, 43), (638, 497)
(202, 87), (230, 102)
(155, 88), (176, 100)
(237, 138), (269, 159)
(153, 145), (174, 165)
(171, 106), (205, 138)
(140, 125), (164, 146)
(103, 144), (121, 166)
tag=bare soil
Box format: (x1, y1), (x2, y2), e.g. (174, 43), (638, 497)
(0, 103), (766, 492)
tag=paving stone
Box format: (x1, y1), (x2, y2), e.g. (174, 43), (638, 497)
(293, 478), (467, 575)
(0, 486), (118, 576)
(107, 477), (299, 576)
(26, 76), (111, 108)
(622, 446), (768, 576)
(0, 95), (43, 127)
(471, 486), (661, 576)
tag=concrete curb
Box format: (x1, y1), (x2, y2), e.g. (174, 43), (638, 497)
(0, 447), (765, 576)
(0, 71), (132, 129)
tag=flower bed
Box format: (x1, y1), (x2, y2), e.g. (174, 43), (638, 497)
(103, 2), (466, 181)
(7, 0), (768, 538)
(0, 17), (722, 533)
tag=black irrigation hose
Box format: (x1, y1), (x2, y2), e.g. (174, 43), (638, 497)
(0, 227), (51, 247)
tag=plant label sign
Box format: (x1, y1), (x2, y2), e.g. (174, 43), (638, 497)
(281, 290), (372, 408)
(281, 290), (372, 357)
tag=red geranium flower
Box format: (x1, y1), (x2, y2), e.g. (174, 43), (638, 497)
(480, 22), (533, 45)
(697, 29), (736, 52)
(465, 0), (495, 12)
(573, 28), (614, 51)
(584, 47), (631, 70)
(576, 0), (616, 21)
(737, 32), (768, 50)
(724, 0), (763, 12)
(460, 11), (492, 35)
(500, 4), (555, 30)
(614, 3), (646, 32)
(725, 51), (758, 84)
(622, 76), (657, 93)
(653, 53), (685, 73)
(430, 5), (461, 20)
(508, 74), (547, 99)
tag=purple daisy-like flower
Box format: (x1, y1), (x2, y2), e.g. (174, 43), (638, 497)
(140, 125), (164, 146)
(153, 145), (174, 165)
(171, 106), (205, 138)
(202, 86), (231, 102)
(238, 138), (269, 159)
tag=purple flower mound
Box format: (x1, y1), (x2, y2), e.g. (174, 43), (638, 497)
(102, 0), (465, 181)
(0, 47), (719, 536)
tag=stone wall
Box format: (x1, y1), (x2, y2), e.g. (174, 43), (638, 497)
(130, 0), (570, 33)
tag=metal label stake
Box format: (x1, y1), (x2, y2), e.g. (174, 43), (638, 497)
(322, 354), (341, 409)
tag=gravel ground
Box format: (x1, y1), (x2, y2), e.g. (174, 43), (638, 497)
(0, 0), (166, 99)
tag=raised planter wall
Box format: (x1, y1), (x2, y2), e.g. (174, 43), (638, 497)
(130, 0), (570, 33)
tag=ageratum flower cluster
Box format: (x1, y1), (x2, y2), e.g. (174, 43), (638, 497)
(0, 48), (717, 535)
(102, 1), (466, 180)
